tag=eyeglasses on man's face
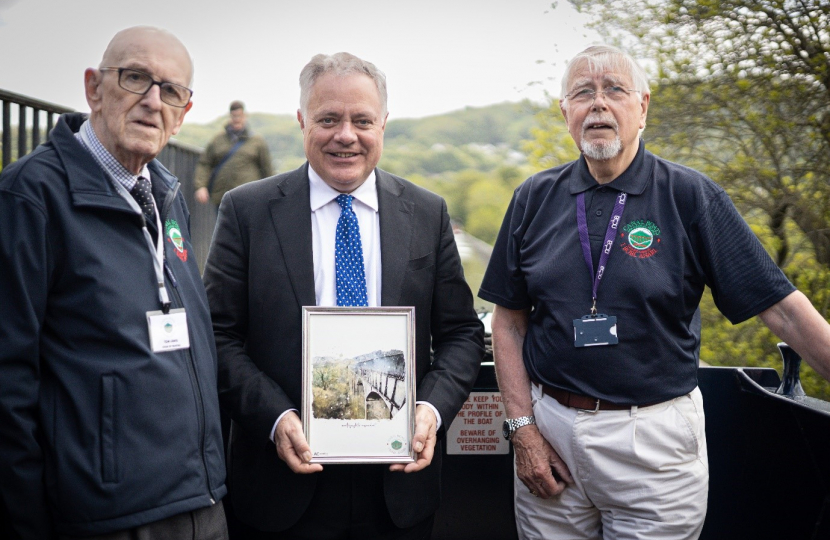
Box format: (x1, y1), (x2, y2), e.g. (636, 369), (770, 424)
(566, 86), (638, 105)
(100, 67), (193, 108)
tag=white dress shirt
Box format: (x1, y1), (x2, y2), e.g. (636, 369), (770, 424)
(308, 166), (381, 307)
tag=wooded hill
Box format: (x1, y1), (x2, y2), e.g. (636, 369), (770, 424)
(174, 100), (542, 180)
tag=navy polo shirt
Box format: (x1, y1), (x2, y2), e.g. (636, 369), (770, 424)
(479, 141), (795, 404)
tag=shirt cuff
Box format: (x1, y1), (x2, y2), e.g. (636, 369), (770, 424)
(269, 409), (298, 444)
(416, 401), (442, 430)
(272, 404), (443, 442)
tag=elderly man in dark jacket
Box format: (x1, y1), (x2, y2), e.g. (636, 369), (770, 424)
(0, 26), (227, 540)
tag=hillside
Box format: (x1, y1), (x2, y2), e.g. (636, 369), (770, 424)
(174, 100), (542, 177)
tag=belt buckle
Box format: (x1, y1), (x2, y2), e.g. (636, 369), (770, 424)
(576, 398), (601, 413)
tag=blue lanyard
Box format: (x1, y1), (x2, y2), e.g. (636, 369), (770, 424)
(576, 190), (627, 314)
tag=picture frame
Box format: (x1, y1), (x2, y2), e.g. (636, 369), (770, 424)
(302, 306), (416, 464)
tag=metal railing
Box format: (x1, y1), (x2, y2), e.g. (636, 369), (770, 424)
(0, 89), (74, 167)
(0, 88), (214, 270)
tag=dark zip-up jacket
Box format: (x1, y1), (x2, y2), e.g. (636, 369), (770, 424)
(0, 113), (226, 539)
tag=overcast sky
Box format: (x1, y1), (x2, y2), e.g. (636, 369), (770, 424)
(0, 0), (602, 125)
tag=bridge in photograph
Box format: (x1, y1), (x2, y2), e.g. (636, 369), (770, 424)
(352, 350), (406, 419)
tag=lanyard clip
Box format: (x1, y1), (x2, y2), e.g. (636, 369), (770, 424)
(159, 282), (171, 314)
(590, 297), (597, 316)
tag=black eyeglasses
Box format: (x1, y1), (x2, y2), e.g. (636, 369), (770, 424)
(100, 67), (193, 108)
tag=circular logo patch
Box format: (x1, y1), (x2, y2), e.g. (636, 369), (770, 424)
(387, 436), (407, 454)
(168, 227), (184, 252)
(628, 227), (654, 250)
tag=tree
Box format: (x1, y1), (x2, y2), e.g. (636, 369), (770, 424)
(523, 99), (579, 170)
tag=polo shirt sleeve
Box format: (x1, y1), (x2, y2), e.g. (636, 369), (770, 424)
(478, 181), (532, 310)
(692, 189), (795, 324)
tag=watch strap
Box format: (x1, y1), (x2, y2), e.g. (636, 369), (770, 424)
(507, 415), (536, 439)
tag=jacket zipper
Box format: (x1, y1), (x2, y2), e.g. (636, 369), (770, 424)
(160, 182), (215, 503)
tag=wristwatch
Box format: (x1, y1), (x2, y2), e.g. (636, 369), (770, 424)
(502, 415), (536, 441)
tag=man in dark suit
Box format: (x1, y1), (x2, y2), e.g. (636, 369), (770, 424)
(203, 52), (484, 539)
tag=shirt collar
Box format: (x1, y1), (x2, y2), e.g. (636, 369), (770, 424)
(75, 120), (150, 192)
(308, 166), (379, 213)
(569, 139), (649, 195)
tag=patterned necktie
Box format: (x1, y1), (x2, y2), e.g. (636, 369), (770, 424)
(335, 194), (368, 307)
(130, 176), (156, 224)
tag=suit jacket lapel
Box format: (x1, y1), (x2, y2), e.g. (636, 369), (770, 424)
(377, 169), (413, 306)
(269, 165), (317, 307)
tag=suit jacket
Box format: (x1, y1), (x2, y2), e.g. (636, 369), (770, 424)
(203, 164), (484, 531)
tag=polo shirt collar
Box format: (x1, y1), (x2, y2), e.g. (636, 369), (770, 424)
(570, 139), (650, 195)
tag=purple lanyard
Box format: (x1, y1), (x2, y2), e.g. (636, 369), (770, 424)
(576, 191), (627, 315)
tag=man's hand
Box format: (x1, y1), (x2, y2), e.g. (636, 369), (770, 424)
(274, 411), (323, 474)
(512, 425), (573, 498)
(389, 404), (437, 473)
(195, 187), (210, 205)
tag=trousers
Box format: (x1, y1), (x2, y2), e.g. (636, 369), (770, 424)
(514, 384), (709, 540)
(60, 502), (227, 540)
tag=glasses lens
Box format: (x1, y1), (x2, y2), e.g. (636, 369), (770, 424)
(571, 89), (595, 103)
(119, 69), (152, 93)
(604, 87), (628, 100)
(159, 83), (191, 107)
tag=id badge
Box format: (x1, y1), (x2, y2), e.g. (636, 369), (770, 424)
(147, 308), (190, 352)
(573, 314), (618, 347)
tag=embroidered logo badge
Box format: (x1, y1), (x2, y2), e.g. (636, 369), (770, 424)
(620, 219), (660, 259)
(164, 219), (188, 262)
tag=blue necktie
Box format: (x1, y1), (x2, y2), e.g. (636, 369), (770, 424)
(335, 194), (368, 307)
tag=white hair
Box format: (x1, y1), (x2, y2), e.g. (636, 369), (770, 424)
(560, 45), (650, 111)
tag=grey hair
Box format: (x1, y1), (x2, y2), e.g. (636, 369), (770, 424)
(299, 52), (387, 118)
(560, 45), (650, 110)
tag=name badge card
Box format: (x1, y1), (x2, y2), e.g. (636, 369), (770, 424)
(147, 308), (190, 352)
(573, 315), (618, 347)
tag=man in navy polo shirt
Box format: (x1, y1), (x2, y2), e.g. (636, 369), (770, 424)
(480, 44), (830, 540)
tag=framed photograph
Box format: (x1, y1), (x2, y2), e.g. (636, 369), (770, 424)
(302, 306), (416, 464)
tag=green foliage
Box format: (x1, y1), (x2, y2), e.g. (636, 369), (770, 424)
(465, 180), (514, 243)
(524, 100), (580, 169)
(406, 165), (530, 246)
(312, 363), (364, 420)
(385, 101), (542, 148)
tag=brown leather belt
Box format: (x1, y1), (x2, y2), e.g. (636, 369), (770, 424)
(540, 385), (657, 412)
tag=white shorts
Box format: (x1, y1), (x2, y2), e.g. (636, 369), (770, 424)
(514, 385), (709, 540)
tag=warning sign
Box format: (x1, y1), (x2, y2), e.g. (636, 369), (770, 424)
(446, 392), (509, 455)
